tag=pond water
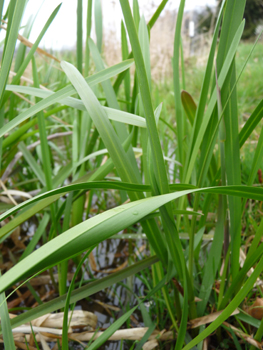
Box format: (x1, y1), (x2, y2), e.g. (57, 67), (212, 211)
(1, 224), (149, 350)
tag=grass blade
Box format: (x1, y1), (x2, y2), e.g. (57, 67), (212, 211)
(0, 273), (15, 350)
(2, 3), (61, 106)
(94, 0), (102, 52)
(6, 256), (159, 331)
(183, 255), (263, 350)
(61, 59), (168, 263)
(18, 142), (46, 186)
(87, 276), (168, 350)
(173, 0), (185, 181)
(216, 0), (246, 279)
(1, 184), (262, 293)
(0, 59), (134, 138)
(0, 0), (26, 103)
(77, 0), (83, 73)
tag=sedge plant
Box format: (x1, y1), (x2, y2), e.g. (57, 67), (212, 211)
(0, 0), (263, 349)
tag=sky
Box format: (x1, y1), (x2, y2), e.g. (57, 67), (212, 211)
(2, 0), (217, 50)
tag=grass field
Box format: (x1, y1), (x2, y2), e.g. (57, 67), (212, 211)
(0, 1), (263, 349)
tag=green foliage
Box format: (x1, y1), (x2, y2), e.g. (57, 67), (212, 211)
(198, 0), (263, 38)
(0, 0), (262, 349)
(218, 0), (263, 38)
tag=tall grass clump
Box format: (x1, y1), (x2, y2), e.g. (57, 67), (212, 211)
(0, 0), (263, 349)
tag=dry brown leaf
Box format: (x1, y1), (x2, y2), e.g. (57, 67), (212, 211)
(188, 309), (239, 329)
(172, 278), (202, 302)
(247, 298), (263, 320)
(134, 244), (147, 257)
(31, 310), (97, 330)
(239, 249), (262, 287)
(12, 327), (175, 344)
(14, 341), (37, 350)
(0, 179), (17, 205)
(100, 259), (128, 274)
(143, 339), (158, 350)
(202, 338), (209, 350)
(7, 289), (31, 309)
(0, 25), (60, 63)
(30, 273), (75, 286)
(10, 227), (26, 250)
(38, 333), (52, 350)
(223, 321), (262, 349)
(89, 251), (98, 271)
(92, 299), (120, 312)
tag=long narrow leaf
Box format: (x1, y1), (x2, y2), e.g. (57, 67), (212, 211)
(5, 85), (146, 128)
(0, 272), (16, 350)
(2, 256), (158, 331)
(1, 184), (263, 293)
(0, 60), (134, 138)
(0, 0), (26, 102)
(183, 255), (263, 350)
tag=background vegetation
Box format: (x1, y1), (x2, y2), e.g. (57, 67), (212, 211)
(197, 0), (263, 39)
(0, 0), (263, 349)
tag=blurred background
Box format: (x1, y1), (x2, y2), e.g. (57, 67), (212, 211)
(1, 0), (262, 81)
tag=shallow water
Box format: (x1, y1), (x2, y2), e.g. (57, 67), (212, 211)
(1, 226), (148, 350)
